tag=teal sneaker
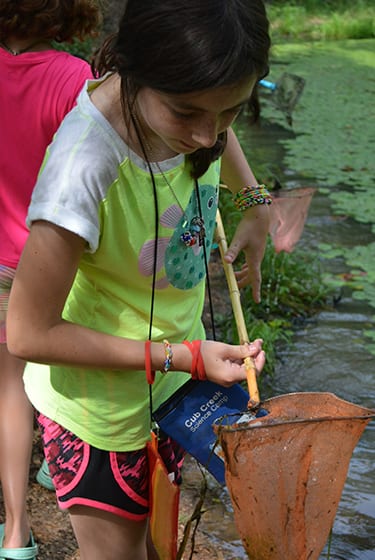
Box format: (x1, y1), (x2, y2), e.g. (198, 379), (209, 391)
(0, 530), (38, 560)
(36, 459), (55, 492)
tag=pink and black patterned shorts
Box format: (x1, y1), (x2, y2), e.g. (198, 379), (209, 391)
(37, 413), (185, 521)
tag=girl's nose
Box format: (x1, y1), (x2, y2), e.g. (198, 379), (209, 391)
(191, 119), (218, 149)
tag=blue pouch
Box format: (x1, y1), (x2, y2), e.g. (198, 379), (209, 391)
(153, 379), (249, 485)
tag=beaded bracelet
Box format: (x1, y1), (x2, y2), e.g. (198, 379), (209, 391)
(163, 339), (173, 373)
(233, 184), (272, 211)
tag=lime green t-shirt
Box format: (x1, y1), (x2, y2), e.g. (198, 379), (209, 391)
(24, 79), (221, 451)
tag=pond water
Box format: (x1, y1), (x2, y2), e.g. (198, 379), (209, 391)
(186, 83), (375, 558)
(265, 173), (375, 560)
(271, 187), (375, 560)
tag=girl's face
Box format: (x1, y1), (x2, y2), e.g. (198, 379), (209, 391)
(135, 76), (257, 156)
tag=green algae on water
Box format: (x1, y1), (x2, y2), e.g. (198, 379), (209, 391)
(261, 39), (375, 319)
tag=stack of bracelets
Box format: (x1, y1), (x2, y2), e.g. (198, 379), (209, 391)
(145, 339), (208, 384)
(233, 184), (272, 210)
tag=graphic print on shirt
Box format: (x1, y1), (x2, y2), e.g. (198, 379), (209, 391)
(138, 184), (218, 290)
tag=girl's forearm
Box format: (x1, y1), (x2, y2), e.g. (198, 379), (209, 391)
(7, 318), (192, 375)
(221, 127), (258, 192)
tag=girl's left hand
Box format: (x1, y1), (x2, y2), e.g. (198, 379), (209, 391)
(224, 204), (270, 302)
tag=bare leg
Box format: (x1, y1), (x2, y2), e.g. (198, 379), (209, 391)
(146, 528), (160, 560)
(0, 343), (33, 548)
(69, 504), (150, 560)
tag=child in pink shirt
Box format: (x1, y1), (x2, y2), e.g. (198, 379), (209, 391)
(0, 1), (101, 557)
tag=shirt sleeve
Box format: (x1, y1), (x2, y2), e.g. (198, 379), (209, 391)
(27, 91), (125, 253)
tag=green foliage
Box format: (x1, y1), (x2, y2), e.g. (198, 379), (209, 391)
(219, 304), (293, 379)
(321, 13), (375, 41)
(363, 326), (375, 355)
(329, 190), (375, 232)
(319, 242), (375, 310)
(320, 241), (375, 355)
(216, 235), (329, 378)
(267, 1), (375, 43)
(52, 37), (98, 63)
(269, 5), (310, 40)
(258, 37), (375, 353)
(261, 40), (375, 204)
(218, 193), (330, 377)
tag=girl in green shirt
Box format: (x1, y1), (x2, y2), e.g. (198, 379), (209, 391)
(8, 0), (271, 557)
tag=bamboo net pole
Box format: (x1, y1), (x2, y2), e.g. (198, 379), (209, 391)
(215, 209), (260, 407)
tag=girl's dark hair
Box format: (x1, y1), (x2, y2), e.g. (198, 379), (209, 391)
(94, 0), (270, 178)
(0, 0), (101, 43)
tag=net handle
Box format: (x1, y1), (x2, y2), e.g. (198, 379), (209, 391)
(215, 209), (260, 406)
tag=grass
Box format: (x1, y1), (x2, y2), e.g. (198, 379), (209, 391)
(59, 2), (375, 59)
(266, 0), (374, 43)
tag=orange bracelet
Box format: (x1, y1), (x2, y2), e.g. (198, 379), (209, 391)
(183, 340), (207, 380)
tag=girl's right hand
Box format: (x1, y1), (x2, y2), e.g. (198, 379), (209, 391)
(198, 339), (265, 387)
